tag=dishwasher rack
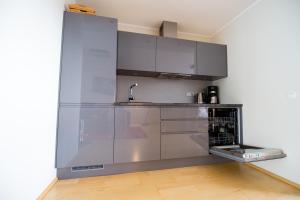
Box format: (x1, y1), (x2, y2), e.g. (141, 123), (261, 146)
(208, 109), (239, 147)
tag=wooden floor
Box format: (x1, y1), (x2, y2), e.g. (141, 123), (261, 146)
(44, 162), (300, 200)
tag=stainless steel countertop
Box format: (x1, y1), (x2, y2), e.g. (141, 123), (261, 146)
(114, 102), (242, 107)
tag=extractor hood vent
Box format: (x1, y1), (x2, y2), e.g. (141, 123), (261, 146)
(160, 21), (177, 38)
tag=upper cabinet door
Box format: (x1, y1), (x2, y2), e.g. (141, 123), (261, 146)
(117, 31), (156, 71)
(156, 37), (197, 74)
(197, 42), (227, 77)
(59, 12), (117, 104)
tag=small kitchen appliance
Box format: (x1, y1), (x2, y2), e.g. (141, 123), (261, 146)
(197, 92), (204, 104)
(205, 86), (219, 104)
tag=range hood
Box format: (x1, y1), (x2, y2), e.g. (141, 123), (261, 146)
(117, 69), (215, 80)
(160, 21), (178, 38)
(157, 72), (191, 79)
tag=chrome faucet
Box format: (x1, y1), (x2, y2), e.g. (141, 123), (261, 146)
(128, 83), (138, 102)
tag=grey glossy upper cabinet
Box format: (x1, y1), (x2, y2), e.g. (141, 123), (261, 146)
(117, 31), (156, 71)
(56, 106), (114, 168)
(114, 106), (160, 163)
(156, 37), (197, 74)
(59, 12), (117, 104)
(197, 42), (227, 77)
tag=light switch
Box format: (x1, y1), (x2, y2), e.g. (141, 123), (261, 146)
(287, 91), (297, 99)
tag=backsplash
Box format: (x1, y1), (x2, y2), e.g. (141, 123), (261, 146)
(117, 75), (212, 103)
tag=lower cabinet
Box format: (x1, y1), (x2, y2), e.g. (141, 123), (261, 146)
(161, 133), (208, 159)
(114, 106), (161, 163)
(161, 107), (209, 159)
(56, 106), (114, 168)
(56, 105), (210, 168)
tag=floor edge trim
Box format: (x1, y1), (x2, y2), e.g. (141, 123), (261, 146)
(36, 177), (58, 200)
(246, 163), (300, 190)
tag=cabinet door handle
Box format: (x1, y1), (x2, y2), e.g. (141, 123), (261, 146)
(80, 119), (85, 132)
(79, 119), (85, 143)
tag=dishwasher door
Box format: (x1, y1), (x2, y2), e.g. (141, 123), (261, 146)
(209, 144), (286, 163)
(208, 107), (286, 162)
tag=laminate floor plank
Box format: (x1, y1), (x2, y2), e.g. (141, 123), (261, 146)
(44, 162), (300, 200)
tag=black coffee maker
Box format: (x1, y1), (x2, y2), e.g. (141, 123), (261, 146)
(204, 86), (219, 104)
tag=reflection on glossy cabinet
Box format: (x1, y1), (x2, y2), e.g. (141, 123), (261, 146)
(117, 31), (156, 71)
(56, 106), (114, 168)
(161, 120), (208, 133)
(59, 12), (117, 104)
(156, 37), (197, 74)
(161, 107), (208, 119)
(161, 133), (209, 159)
(114, 107), (160, 163)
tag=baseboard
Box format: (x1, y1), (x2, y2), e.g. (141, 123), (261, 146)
(246, 163), (300, 190)
(57, 156), (228, 179)
(36, 177), (58, 200)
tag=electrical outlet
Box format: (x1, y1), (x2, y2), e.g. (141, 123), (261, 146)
(186, 92), (194, 97)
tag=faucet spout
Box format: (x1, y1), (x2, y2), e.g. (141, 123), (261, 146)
(128, 83), (138, 102)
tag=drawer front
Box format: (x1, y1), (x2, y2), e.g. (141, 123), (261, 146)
(161, 133), (209, 159)
(161, 120), (208, 133)
(161, 107), (208, 120)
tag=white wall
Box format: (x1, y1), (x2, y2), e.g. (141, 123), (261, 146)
(118, 23), (211, 42)
(213, 0), (300, 184)
(0, 1), (71, 199)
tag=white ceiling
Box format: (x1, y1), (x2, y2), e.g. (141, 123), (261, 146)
(77, 0), (257, 37)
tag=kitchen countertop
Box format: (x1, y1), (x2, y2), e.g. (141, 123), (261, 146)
(114, 102), (242, 107)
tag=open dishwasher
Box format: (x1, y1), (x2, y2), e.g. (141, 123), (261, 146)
(208, 108), (286, 162)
